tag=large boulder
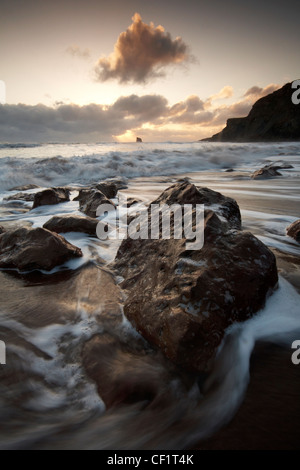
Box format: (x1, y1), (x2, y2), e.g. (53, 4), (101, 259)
(75, 189), (116, 218)
(43, 215), (98, 236)
(0, 227), (82, 271)
(114, 182), (278, 373)
(286, 219), (300, 243)
(32, 187), (70, 208)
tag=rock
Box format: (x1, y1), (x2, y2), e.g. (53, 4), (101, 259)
(0, 226), (5, 234)
(251, 163), (293, 179)
(136, 137), (143, 142)
(224, 168), (234, 172)
(152, 182), (241, 230)
(286, 220), (300, 243)
(0, 227), (82, 271)
(114, 182), (278, 373)
(9, 184), (40, 191)
(32, 187), (70, 209)
(126, 197), (142, 208)
(4, 192), (35, 202)
(251, 165), (282, 179)
(43, 215), (98, 236)
(203, 82), (300, 142)
(82, 332), (193, 409)
(92, 181), (118, 199)
(75, 189), (116, 218)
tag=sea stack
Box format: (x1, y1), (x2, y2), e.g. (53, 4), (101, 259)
(136, 137), (143, 142)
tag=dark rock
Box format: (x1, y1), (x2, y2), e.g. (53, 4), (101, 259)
(93, 181), (118, 199)
(251, 165), (282, 179)
(43, 215), (98, 236)
(9, 184), (40, 191)
(114, 182), (278, 373)
(82, 332), (193, 409)
(4, 192), (35, 202)
(286, 220), (300, 243)
(126, 197), (142, 208)
(0, 226), (5, 234)
(152, 181), (241, 230)
(224, 168), (234, 172)
(203, 82), (300, 142)
(136, 137), (143, 142)
(251, 163), (293, 179)
(75, 189), (116, 218)
(0, 227), (82, 271)
(32, 187), (70, 209)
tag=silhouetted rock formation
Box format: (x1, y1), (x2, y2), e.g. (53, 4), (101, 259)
(136, 137), (142, 142)
(203, 82), (300, 142)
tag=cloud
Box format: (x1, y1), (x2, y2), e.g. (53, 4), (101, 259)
(66, 45), (91, 60)
(209, 86), (234, 101)
(0, 82), (283, 142)
(243, 83), (280, 99)
(94, 13), (189, 84)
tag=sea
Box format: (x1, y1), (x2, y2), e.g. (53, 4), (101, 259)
(0, 141), (300, 449)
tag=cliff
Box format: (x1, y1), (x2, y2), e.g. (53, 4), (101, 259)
(203, 82), (300, 142)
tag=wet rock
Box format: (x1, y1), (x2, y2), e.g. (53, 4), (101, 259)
(152, 182), (242, 230)
(4, 192), (35, 202)
(251, 165), (282, 179)
(126, 197), (143, 208)
(0, 226), (5, 234)
(75, 189), (116, 218)
(9, 184), (40, 191)
(0, 227), (82, 271)
(251, 163), (293, 179)
(114, 182), (278, 373)
(82, 332), (193, 409)
(32, 187), (70, 208)
(286, 219), (300, 243)
(92, 182), (119, 199)
(43, 215), (98, 236)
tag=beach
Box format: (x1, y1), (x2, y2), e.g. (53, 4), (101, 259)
(0, 141), (300, 449)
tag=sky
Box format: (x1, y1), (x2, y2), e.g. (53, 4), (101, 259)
(0, 0), (299, 142)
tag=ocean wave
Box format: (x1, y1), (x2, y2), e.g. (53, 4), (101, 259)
(0, 142), (299, 191)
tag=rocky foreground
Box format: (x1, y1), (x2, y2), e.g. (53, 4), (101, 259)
(114, 182), (278, 373)
(0, 175), (299, 449)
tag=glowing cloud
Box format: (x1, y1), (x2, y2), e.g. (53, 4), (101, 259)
(94, 13), (189, 84)
(243, 83), (280, 99)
